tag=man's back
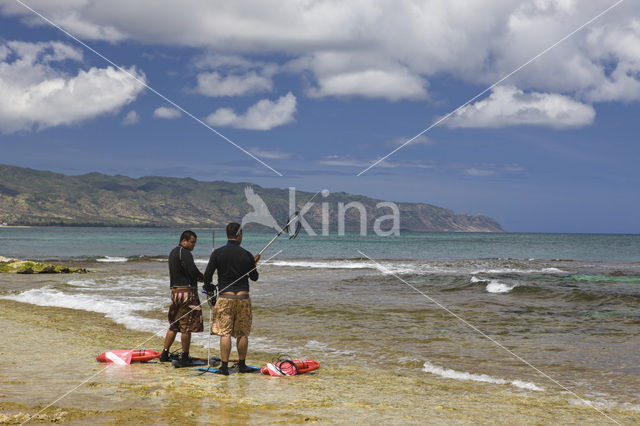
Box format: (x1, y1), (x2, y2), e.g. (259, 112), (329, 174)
(168, 245), (201, 288)
(204, 241), (258, 293)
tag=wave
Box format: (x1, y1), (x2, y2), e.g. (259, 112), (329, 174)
(65, 276), (167, 292)
(96, 256), (128, 263)
(571, 274), (640, 283)
(569, 398), (640, 414)
(422, 361), (544, 391)
(470, 276), (516, 294)
(270, 260), (374, 269)
(471, 267), (565, 275)
(268, 260), (416, 275)
(269, 260), (569, 277)
(486, 281), (517, 294)
(1, 287), (164, 334)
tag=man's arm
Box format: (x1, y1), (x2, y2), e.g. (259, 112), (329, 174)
(181, 248), (204, 283)
(203, 250), (217, 285)
(247, 251), (259, 281)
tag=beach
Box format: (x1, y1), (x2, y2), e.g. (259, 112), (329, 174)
(3, 300), (637, 425)
(1, 229), (639, 424)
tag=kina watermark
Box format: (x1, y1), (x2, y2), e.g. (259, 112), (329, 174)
(241, 187), (400, 236)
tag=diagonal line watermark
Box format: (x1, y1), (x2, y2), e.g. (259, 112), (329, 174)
(356, 250), (621, 425)
(356, 0), (626, 176)
(13, 0), (283, 177)
(20, 249), (283, 425)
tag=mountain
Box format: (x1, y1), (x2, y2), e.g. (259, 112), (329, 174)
(0, 164), (504, 232)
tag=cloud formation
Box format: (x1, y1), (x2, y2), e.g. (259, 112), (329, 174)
(122, 110), (140, 125)
(205, 92), (297, 130)
(194, 71), (273, 97)
(2, 0), (638, 105)
(446, 86), (595, 129)
(0, 40), (144, 133)
(153, 106), (182, 119)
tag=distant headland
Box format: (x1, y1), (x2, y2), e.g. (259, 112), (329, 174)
(0, 164), (504, 232)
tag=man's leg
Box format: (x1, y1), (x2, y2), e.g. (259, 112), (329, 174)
(163, 329), (177, 350)
(236, 336), (254, 373)
(160, 329), (177, 362)
(215, 335), (232, 375)
(219, 335), (232, 362)
(237, 336), (248, 360)
(181, 332), (191, 355)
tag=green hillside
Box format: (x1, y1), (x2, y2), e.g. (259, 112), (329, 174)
(0, 164), (504, 232)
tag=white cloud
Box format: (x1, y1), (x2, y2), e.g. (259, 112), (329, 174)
(392, 134), (434, 146)
(205, 92), (296, 130)
(308, 68), (427, 101)
(465, 168), (498, 177)
(2, 1), (640, 103)
(316, 156), (403, 169)
(153, 106), (181, 119)
(445, 86), (595, 129)
(194, 71), (273, 97)
(248, 148), (292, 160)
(122, 110), (139, 125)
(192, 54), (277, 97)
(0, 40), (144, 133)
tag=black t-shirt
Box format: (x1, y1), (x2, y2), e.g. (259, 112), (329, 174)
(168, 245), (203, 288)
(204, 240), (258, 293)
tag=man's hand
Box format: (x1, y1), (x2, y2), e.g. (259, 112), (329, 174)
(254, 254), (261, 263)
(197, 276), (204, 283)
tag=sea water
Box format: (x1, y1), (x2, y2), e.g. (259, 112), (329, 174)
(1, 227), (639, 421)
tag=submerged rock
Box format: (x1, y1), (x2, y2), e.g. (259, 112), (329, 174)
(0, 259), (89, 274)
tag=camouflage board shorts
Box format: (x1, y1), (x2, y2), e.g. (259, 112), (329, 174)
(211, 297), (252, 338)
(168, 287), (203, 333)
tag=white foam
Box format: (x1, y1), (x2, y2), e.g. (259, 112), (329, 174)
(67, 276), (167, 292)
(1, 288), (164, 334)
(486, 280), (516, 293)
(470, 276), (485, 283)
(472, 267), (565, 274)
(97, 256), (128, 263)
(422, 361), (543, 391)
(569, 397), (640, 413)
(269, 260), (418, 275)
(270, 260), (375, 269)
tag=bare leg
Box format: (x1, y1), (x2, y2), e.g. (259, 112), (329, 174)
(220, 335), (232, 362)
(181, 332), (191, 354)
(237, 336), (248, 360)
(163, 329), (177, 351)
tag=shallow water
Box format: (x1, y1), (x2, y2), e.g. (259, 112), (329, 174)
(1, 229), (640, 423)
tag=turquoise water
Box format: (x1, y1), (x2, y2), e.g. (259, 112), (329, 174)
(1, 227), (639, 261)
(1, 227), (640, 421)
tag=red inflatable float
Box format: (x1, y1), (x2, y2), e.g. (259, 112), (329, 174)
(96, 349), (161, 364)
(261, 359), (320, 376)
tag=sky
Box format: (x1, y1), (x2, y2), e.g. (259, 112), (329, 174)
(0, 0), (638, 233)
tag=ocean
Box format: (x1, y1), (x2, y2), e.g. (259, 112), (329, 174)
(1, 227), (639, 423)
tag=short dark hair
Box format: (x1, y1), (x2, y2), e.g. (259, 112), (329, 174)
(180, 230), (197, 243)
(226, 222), (241, 239)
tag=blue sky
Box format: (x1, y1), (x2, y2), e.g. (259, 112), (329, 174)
(0, 0), (638, 233)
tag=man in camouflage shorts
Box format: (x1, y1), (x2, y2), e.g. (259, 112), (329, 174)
(160, 230), (204, 366)
(204, 222), (260, 375)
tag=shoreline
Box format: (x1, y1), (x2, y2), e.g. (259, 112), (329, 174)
(1, 300), (638, 424)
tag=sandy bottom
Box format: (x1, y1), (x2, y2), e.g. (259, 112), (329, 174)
(0, 299), (638, 425)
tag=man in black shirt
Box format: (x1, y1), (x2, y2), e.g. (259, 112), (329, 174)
(160, 230), (204, 364)
(204, 222), (260, 374)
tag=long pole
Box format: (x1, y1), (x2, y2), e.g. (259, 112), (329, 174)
(257, 212), (299, 256)
(207, 230), (214, 368)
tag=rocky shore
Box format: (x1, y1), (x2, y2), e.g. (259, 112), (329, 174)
(0, 256), (89, 274)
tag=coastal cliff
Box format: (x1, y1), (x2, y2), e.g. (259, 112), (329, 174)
(0, 164), (504, 232)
